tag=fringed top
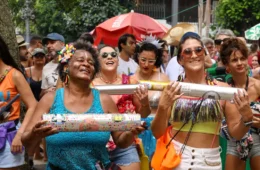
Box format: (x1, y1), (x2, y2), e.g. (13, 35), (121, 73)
(170, 96), (223, 135)
(171, 74), (224, 135)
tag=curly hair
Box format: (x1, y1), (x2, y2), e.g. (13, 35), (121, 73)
(136, 43), (163, 68)
(57, 39), (100, 83)
(220, 38), (248, 65)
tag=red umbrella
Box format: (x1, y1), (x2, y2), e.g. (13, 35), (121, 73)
(93, 11), (169, 47)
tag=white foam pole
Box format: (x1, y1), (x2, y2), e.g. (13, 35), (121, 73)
(95, 81), (243, 101)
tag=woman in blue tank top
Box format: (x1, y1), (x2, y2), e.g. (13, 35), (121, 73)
(21, 40), (145, 170)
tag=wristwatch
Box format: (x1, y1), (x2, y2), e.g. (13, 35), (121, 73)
(243, 120), (253, 127)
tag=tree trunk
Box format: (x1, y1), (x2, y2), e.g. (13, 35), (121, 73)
(204, 0), (211, 37)
(198, 0), (204, 36)
(0, 0), (20, 65)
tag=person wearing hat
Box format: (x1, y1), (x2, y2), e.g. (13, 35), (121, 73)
(16, 35), (30, 69)
(26, 48), (46, 101)
(25, 48), (46, 169)
(40, 33), (65, 98)
(27, 35), (43, 66)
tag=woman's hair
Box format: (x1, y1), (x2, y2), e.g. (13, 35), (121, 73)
(201, 37), (214, 46)
(0, 35), (21, 72)
(177, 32), (203, 63)
(135, 43), (163, 68)
(97, 44), (116, 53)
(58, 39), (100, 82)
(215, 29), (235, 39)
(250, 43), (258, 54)
(220, 38), (248, 65)
(78, 32), (94, 44)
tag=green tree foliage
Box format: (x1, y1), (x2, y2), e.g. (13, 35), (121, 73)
(64, 0), (129, 41)
(216, 0), (260, 36)
(8, 0), (133, 42)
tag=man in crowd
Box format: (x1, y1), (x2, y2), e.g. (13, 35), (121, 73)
(40, 33), (65, 97)
(117, 34), (138, 75)
(16, 35), (30, 70)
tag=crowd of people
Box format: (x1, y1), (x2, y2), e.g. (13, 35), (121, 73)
(0, 25), (259, 170)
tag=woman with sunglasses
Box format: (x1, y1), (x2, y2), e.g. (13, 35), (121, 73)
(220, 38), (260, 170)
(133, 42), (169, 114)
(214, 29), (235, 67)
(25, 48), (46, 101)
(25, 48), (46, 168)
(21, 40), (146, 170)
(132, 41), (169, 162)
(92, 45), (150, 170)
(151, 32), (253, 170)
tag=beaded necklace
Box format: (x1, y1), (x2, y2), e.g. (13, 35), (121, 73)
(0, 67), (11, 83)
(99, 74), (118, 84)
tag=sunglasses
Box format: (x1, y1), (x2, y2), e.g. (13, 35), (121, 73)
(139, 57), (156, 65)
(181, 46), (205, 58)
(33, 53), (45, 58)
(214, 38), (230, 45)
(101, 52), (117, 58)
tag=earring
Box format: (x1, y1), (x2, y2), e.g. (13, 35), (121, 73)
(225, 68), (230, 74)
(63, 66), (70, 85)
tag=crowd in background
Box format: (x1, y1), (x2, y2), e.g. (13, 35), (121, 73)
(0, 26), (260, 170)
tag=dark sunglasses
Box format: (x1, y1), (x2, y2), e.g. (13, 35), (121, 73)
(33, 53), (45, 58)
(182, 46), (205, 58)
(214, 38), (230, 45)
(101, 52), (117, 58)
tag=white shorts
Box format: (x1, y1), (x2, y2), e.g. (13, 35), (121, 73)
(173, 140), (222, 170)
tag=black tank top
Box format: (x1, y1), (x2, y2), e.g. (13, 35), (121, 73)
(27, 67), (42, 101)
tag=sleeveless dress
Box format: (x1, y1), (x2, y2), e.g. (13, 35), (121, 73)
(46, 88), (110, 170)
(27, 67), (42, 101)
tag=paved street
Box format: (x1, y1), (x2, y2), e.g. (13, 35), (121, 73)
(34, 160), (46, 170)
(19, 160), (46, 170)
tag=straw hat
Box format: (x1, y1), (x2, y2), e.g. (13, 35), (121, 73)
(16, 35), (29, 47)
(163, 23), (195, 46)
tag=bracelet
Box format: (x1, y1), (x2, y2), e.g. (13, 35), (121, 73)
(243, 121), (253, 127)
(241, 117), (253, 127)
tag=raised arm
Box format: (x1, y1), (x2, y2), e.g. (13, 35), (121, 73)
(204, 54), (213, 68)
(151, 81), (181, 139)
(219, 81), (253, 140)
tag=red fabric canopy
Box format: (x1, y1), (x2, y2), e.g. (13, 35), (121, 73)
(93, 11), (168, 47)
